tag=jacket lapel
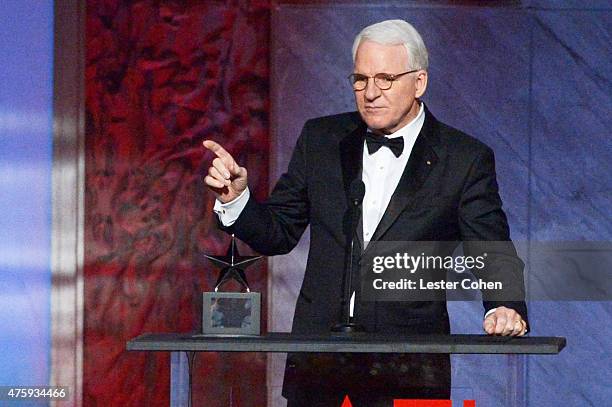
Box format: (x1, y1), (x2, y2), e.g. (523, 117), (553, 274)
(367, 107), (441, 246)
(339, 117), (367, 249)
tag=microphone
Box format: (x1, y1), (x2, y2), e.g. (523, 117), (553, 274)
(332, 179), (366, 334)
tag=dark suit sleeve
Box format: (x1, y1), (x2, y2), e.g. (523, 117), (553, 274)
(223, 123), (311, 256)
(458, 146), (529, 327)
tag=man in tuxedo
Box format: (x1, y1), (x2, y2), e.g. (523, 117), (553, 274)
(204, 19), (528, 406)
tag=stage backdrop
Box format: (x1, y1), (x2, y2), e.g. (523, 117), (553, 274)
(269, 1), (611, 407)
(82, 1), (611, 406)
(84, 1), (269, 405)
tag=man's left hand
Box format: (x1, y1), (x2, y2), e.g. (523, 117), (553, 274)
(483, 306), (527, 336)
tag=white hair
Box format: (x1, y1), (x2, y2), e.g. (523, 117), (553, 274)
(352, 19), (429, 70)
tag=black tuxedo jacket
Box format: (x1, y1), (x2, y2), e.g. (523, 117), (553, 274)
(226, 106), (528, 401)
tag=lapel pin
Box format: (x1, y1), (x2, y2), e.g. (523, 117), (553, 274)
(426, 160), (431, 165)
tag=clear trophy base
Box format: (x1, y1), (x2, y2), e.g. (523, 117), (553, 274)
(201, 291), (261, 336)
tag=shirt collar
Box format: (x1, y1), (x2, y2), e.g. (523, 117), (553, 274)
(367, 102), (425, 141)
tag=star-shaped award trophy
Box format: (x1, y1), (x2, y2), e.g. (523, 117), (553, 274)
(201, 234), (263, 336)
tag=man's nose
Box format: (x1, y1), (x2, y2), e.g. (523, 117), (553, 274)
(364, 78), (381, 101)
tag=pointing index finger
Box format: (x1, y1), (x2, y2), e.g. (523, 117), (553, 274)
(203, 140), (232, 161)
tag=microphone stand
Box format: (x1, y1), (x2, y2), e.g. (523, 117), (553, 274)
(332, 180), (366, 334)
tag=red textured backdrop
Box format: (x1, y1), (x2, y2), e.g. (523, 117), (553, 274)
(85, 1), (270, 405)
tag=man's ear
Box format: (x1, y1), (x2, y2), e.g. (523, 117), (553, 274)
(414, 70), (428, 98)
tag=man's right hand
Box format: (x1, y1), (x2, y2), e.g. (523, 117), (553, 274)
(203, 140), (248, 203)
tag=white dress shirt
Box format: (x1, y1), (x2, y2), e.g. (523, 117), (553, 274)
(361, 103), (425, 245)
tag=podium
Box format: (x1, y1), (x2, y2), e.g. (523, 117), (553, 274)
(127, 333), (565, 406)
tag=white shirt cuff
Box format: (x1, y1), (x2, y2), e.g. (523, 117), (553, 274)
(213, 188), (250, 226)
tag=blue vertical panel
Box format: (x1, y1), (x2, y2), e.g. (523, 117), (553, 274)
(272, 5), (530, 406)
(0, 0), (54, 388)
(529, 9), (612, 406)
(422, 8), (532, 407)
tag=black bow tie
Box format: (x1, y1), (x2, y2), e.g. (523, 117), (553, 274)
(365, 132), (404, 157)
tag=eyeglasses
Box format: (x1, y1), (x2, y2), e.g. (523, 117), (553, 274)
(348, 70), (419, 91)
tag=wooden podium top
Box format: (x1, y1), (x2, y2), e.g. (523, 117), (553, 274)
(127, 332), (566, 354)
